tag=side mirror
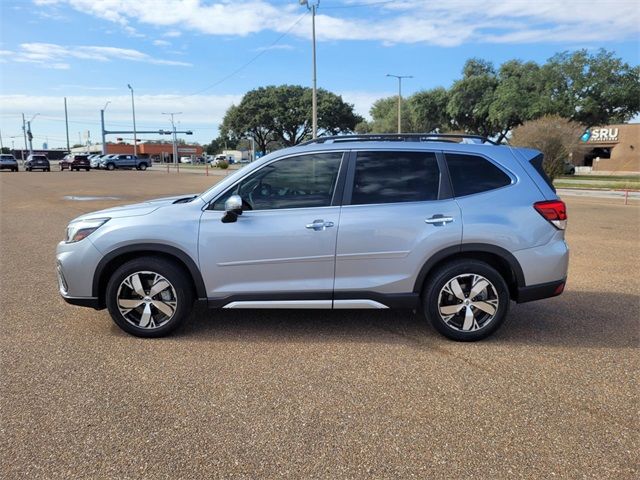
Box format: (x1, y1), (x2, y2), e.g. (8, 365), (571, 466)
(221, 194), (243, 223)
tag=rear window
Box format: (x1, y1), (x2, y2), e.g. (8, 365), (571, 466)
(351, 151), (440, 205)
(1, 155), (15, 160)
(529, 154), (556, 192)
(32, 156), (47, 161)
(445, 153), (511, 197)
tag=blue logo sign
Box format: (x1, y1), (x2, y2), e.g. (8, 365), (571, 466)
(580, 130), (591, 142)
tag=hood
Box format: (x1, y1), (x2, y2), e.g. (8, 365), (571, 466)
(72, 193), (202, 222)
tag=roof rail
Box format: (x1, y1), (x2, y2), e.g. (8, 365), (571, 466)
(299, 133), (500, 146)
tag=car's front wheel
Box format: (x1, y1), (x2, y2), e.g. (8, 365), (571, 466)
(106, 257), (194, 337)
(423, 260), (510, 341)
(138, 163), (148, 171)
(106, 163), (115, 171)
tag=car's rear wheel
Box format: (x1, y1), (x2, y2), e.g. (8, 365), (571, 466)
(423, 260), (509, 341)
(138, 163), (147, 171)
(105, 257), (194, 337)
(45, 168), (50, 172)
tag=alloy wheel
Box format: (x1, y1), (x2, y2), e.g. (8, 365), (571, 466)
(437, 273), (499, 332)
(116, 271), (178, 329)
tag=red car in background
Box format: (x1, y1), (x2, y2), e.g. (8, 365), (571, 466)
(59, 154), (90, 171)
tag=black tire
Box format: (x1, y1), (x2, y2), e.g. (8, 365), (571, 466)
(106, 163), (115, 171)
(423, 259), (510, 341)
(138, 163), (147, 171)
(105, 256), (194, 338)
(46, 168), (50, 172)
(86, 168), (90, 172)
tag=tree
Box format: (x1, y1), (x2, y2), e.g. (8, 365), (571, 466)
(367, 96), (415, 133)
(446, 59), (501, 138)
(409, 87), (450, 133)
(488, 60), (545, 143)
(219, 85), (362, 150)
(1, 147), (11, 154)
(510, 115), (584, 180)
(540, 49), (640, 126)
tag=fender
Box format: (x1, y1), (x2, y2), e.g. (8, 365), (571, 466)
(92, 243), (207, 300)
(413, 243), (526, 293)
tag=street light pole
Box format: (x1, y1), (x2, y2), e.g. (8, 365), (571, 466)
(21, 113), (28, 161)
(162, 112), (182, 164)
(300, 0), (319, 139)
(100, 101), (110, 155)
(127, 84), (137, 156)
(64, 97), (70, 153)
(244, 136), (255, 162)
(26, 113), (39, 156)
(386, 74), (413, 134)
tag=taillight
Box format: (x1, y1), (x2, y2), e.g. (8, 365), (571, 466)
(534, 200), (567, 230)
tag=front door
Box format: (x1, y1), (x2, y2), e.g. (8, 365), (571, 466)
(198, 151), (345, 307)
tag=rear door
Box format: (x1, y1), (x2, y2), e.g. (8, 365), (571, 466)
(334, 150), (462, 300)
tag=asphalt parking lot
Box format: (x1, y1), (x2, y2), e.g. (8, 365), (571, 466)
(1, 169), (638, 479)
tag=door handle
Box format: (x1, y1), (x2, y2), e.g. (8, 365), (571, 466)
(305, 219), (334, 231)
(425, 215), (454, 225)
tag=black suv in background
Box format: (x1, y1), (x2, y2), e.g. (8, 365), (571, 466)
(59, 154), (91, 171)
(25, 155), (50, 172)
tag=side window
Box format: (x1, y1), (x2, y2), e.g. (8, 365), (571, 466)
(351, 151), (440, 205)
(212, 152), (343, 211)
(445, 153), (511, 197)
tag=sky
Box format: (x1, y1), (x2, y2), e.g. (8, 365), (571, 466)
(0, 0), (639, 150)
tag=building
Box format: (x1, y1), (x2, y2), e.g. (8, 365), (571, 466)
(70, 142), (204, 162)
(574, 123), (639, 173)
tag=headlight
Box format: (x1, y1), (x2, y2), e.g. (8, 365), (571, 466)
(65, 218), (110, 243)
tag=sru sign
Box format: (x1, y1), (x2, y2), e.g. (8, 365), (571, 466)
(581, 128), (619, 143)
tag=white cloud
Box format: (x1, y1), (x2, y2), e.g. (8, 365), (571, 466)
(254, 44), (295, 52)
(153, 39), (171, 47)
(34, 0), (640, 46)
(3, 43), (192, 68)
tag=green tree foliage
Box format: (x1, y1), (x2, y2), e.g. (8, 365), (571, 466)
(540, 49), (640, 126)
(446, 59), (501, 138)
(410, 87), (451, 133)
(510, 115), (584, 180)
(366, 96), (415, 133)
(1, 147), (11, 154)
(219, 85), (362, 150)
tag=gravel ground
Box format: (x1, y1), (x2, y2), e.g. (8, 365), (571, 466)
(1, 169), (638, 479)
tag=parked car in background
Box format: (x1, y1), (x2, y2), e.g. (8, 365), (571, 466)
(563, 161), (576, 175)
(60, 154), (91, 171)
(0, 154), (19, 172)
(90, 155), (103, 169)
(57, 133), (568, 341)
(25, 154), (50, 172)
(179, 156), (192, 164)
(97, 154), (118, 169)
(102, 154), (149, 171)
(210, 154), (229, 167)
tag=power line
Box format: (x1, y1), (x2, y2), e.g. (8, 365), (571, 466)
(177, 11), (309, 99)
(322, 0), (398, 9)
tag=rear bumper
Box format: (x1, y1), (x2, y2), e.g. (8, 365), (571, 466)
(516, 278), (566, 303)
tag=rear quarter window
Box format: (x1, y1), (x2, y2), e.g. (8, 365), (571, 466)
(445, 153), (512, 197)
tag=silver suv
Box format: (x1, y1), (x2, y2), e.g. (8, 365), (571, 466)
(56, 134), (568, 341)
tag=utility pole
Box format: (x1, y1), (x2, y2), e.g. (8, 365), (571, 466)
(21, 113), (28, 162)
(64, 97), (70, 153)
(127, 84), (137, 156)
(162, 112), (182, 164)
(0, 128), (4, 151)
(100, 101), (110, 155)
(386, 74), (413, 134)
(300, 0), (319, 139)
(245, 136), (255, 162)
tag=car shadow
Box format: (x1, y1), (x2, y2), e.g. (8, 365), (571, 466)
(175, 290), (638, 349)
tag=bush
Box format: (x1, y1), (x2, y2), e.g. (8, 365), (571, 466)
(218, 160), (229, 169)
(510, 115), (584, 180)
